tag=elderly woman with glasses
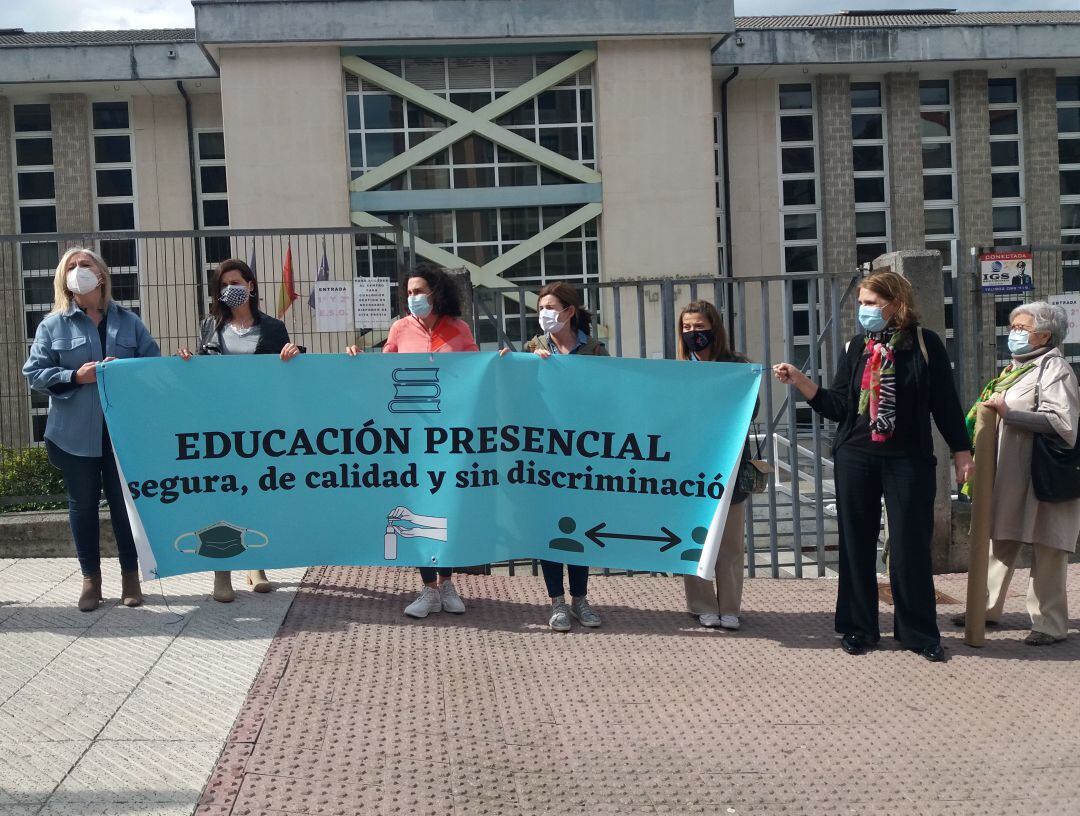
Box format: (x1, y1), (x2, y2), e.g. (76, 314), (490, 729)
(957, 301), (1080, 645)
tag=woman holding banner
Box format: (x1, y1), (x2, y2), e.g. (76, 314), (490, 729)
(23, 247), (160, 611)
(504, 281), (607, 631)
(676, 300), (754, 631)
(954, 302), (1079, 645)
(347, 263), (478, 619)
(773, 270), (972, 662)
(177, 258), (301, 603)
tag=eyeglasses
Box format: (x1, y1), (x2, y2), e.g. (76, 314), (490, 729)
(1009, 324), (1036, 333)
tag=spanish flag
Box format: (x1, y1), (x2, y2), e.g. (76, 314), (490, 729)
(276, 242), (297, 317)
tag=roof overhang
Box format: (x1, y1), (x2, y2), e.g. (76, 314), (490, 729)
(712, 23), (1080, 67)
(0, 41), (217, 84)
(193, 0), (734, 50)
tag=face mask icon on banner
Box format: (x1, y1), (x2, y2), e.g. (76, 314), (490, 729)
(174, 521), (269, 559)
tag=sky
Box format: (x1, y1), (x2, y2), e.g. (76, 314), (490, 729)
(1, 0), (1076, 31)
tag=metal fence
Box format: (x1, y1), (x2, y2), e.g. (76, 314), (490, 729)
(471, 271), (862, 578)
(2, 227), (869, 578)
(0, 226), (404, 460)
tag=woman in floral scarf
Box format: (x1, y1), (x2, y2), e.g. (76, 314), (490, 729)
(773, 271), (972, 662)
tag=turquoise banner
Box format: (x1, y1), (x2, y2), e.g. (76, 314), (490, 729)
(97, 354), (761, 580)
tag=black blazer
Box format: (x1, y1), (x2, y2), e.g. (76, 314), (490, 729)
(197, 311), (292, 356)
(807, 327), (970, 459)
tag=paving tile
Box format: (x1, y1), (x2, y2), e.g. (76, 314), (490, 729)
(0, 740), (89, 805)
(0, 691), (127, 742)
(49, 739), (222, 804)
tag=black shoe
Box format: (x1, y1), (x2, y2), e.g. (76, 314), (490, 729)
(840, 633), (866, 655)
(912, 644), (945, 662)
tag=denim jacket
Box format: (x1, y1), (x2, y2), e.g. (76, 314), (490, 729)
(22, 302), (160, 457)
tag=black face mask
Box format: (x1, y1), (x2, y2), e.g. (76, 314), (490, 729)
(682, 330), (715, 354)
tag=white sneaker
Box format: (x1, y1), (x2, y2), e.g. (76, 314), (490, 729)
(719, 615), (741, 630)
(439, 581), (465, 614)
(405, 586), (442, 618)
(698, 613), (723, 628)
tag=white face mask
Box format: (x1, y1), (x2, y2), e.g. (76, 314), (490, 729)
(66, 265), (100, 296)
(538, 307), (567, 334)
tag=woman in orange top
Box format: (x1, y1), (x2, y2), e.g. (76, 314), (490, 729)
(347, 263), (478, 618)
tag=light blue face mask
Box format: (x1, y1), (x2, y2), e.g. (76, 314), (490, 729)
(858, 304), (888, 333)
(408, 293), (432, 319)
(1008, 329), (1032, 356)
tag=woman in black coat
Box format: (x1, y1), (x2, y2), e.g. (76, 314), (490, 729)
(178, 258), (301, 602)
(773, 270), (973, 662)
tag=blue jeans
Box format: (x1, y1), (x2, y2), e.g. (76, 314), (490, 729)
(46, 437), (139, 577)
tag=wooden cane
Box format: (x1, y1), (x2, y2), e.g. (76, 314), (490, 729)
(964, 404), (999, 647)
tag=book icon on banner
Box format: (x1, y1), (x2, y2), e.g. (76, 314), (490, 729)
(389, 367), (441, 413)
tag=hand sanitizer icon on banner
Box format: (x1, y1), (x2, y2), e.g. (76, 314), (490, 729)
(383, 507), (448, 560)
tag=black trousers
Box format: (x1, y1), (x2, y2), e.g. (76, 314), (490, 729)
(418, 567), (453, 584)
(833, 446), (941, 649)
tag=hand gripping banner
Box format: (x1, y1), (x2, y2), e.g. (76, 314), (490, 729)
(97, 353), (761, 580)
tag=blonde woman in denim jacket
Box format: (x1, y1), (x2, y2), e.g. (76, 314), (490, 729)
(23, 247), (160, 611)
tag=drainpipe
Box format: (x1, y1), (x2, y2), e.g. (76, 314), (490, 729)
(177, 80), (207, 320)
(718, 66), (739, 340)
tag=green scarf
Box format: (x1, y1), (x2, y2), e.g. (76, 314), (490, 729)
(960, 362), (1035, 497)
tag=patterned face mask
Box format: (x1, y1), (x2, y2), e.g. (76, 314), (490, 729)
(174, 521), (269, 558)
(220, 284), (250, 309)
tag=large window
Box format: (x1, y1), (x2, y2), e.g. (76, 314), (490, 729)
(195, 130), (230, 274)
(1060, 75), (1080, 290)
(344, 55), (600, 345)
(850, 81), (890, 266)
(988, 78), (1025, 247)
(12, 102), (57, 442)
(90, 100), (140, 307)
(776, 82), (819, 422)
(919, 79), (959, 358)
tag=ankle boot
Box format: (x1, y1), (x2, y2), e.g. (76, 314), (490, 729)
(120, 570), (143, 608)
(247, 570), (271, 593)
(212, 571), (235, 603)
(78, 574), (102, 612)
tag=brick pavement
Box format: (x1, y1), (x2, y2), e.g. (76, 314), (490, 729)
(195, 564), (1080, 816)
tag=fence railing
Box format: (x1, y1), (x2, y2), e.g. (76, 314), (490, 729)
(0, 226), (404, 460)
(3, 227), (868, 578)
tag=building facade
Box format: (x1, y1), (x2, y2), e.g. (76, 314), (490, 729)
(1, 4), (1079, 447)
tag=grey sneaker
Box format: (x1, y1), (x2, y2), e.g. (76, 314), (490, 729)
(404, 586), (442, 618)
(570, 596), (601, 628)
(549, 602), (572, 632)
(439, 580), (465, 614)
(719, 615), (741, 630)
(1024, 630), (1065, 646)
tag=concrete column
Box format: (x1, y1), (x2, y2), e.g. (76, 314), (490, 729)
(219, 47), (350, 230)
(884, 73), (925, 251)
(596, 39), (716, 356)
(817, 75), (856, 277)
(816, 75), (860, 346)
(953, 70), (995, 396)
(0, 98), (31, 450)
(49, 94), (94, 234)
(1021, 68), (1062, 293)
(872, 249), (954, 573)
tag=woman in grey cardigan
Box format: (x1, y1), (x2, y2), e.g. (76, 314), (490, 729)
(961, 301), (1079, 645)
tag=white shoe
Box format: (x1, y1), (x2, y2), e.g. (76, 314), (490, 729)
(719, 615), (741, 630)
(698, 613), (722, 628)
(405, 586), (442, 618)
(439, 580), (465, 614)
